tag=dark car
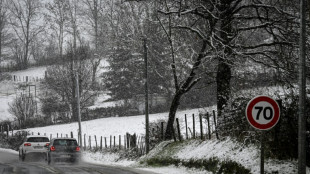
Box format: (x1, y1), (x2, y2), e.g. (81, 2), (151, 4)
(47, 138), (81, 164)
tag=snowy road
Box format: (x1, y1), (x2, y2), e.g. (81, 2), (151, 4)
(0, 151), (155, 174)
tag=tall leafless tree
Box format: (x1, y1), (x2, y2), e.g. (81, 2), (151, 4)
(9, 94), (37, 128)
(0, 0), (7, 65)
(9, 0), (44, 69)
(44, 47), (98, 122)
(45, 0), (70, 61)
(82, 0), (105, 86)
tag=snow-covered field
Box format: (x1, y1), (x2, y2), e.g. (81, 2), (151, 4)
(20, 108), (211, 147)
(9, 66), (47, 79)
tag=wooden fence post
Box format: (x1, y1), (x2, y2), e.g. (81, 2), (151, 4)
(161, 122), (164, 140)
(192, 114), (196, 139)
(185, 114), (188, 139)
(172, 127), (177, 142)
(124, 135), (126, 149)
(176, 118), (182, 141)
(199, 113), (204, 140)
(114, 136), (116, 148)
(95, 135), (98, 149)
(100, 136), (103, 150)
(89, 136), (92, 150)
(110, 135), (112, 148)
(84, 134), (86, 150)
(119, 135), (121, 150)
(105, 137), (107, 148)
(126, 133), (130, 149)
(213, 110), (219, 140)
(207, 112), (211, 140)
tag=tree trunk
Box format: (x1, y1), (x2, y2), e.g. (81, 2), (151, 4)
(216, 59), (231, 118)
(71, 59), (77, 121)
(164, 40), (207, 140)
(92, 63), (97, 86)
(0, 31), (2, 66)
(216, 0), (233, 118)
(165, 91), (182, 139)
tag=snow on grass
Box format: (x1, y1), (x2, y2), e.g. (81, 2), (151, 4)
(139, 166), (212, 174)
(82, 151), (135, 166)
(0, 66), (46, 121)
(142, 138), (301, 174)
(9, 66), (46, 79)
(0, 95), (15, 121)
(174, 138), (259, 169)
(0, 148), (18, 155)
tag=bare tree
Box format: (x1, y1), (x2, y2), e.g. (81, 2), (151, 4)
(67, 0), (81, 52)
(45, 0), (70, 61)
(82, 0), (105, 86)
(9, 0), (44, 69)
(9, 94), (37, 128)
(44, 47), (98, 122)
(0, 0), (12, 66)
(0, 0), (7, 64)
(155, 0), (296, 139)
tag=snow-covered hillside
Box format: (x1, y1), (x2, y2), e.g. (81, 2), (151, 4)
(0, 60), (109, 121)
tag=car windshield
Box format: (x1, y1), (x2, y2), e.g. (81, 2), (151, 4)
(53, 139), (77, 146)
(27, 137), (49, 142)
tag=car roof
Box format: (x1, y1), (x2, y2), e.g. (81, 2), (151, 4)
(51, 138), (77, 141)
(26, 135), (49, 138)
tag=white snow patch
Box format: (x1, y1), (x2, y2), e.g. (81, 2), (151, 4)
(9, 66), (46, 79)
(82, 151), (135, 166)
(0, 148), (18, 155)
(140, 166), (212, 174)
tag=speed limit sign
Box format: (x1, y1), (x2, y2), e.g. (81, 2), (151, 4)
(246, 96), (280, 130)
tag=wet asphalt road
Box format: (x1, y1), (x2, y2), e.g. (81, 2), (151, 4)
(0, 151), (155, 174)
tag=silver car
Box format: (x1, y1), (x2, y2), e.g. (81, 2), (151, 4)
(19, 135), (50, 161)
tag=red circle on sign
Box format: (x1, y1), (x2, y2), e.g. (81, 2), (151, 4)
(246, 96), (280, 130)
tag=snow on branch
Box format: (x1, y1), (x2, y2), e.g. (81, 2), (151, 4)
(235, 41), (293, 50)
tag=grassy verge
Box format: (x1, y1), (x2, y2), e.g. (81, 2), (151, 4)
(143, 157), (251, 174)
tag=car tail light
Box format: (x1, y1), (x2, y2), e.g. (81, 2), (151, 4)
(50, 146), (55, 151)
(45, 143), (50, 146)
(24, 143), (31, 146)
(76, 146), (80, 152)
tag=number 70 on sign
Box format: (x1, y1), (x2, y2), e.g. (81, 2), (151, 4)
(246, 96), (280, 130)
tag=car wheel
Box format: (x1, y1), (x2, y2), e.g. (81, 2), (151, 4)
(21, 152), (25, 161)
(18, 151), (22, 161)
(71, 157), (79, 164)
(48, 154), (54, 165)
